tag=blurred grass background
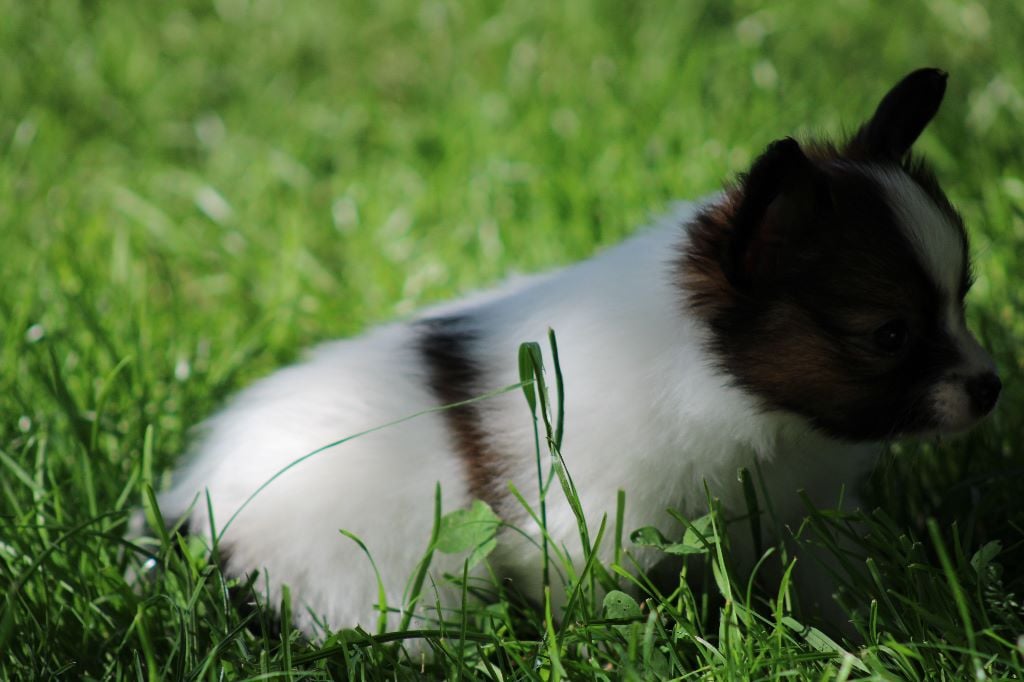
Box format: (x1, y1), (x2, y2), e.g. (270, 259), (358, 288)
(2, 0), (1023, 677)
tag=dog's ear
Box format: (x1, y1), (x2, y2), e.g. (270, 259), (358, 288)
(727, 137), (830, 288)
(847, 68), (947, 160)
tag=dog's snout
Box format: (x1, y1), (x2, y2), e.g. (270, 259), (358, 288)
(967, 372), (1002, 415)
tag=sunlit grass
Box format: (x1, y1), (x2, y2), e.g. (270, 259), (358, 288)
(2, 0), (1023, 678)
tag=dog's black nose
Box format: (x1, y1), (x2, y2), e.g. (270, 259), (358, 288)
(967, 372), (1002, 415)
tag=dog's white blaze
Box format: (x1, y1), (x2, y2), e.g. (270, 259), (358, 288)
(870, 168), (994, 371)
(871, 168), (964, 301)
(871, 170), (999, 431)
(946, 306), (996, 373)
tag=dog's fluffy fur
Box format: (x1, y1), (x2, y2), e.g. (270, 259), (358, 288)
(158, 69), (1000, 637)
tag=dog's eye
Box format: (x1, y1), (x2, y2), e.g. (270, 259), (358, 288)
(873, 320), (908, 353)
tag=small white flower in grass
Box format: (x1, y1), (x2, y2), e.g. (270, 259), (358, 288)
(17, 416), (31, 432)
(25, 324), (45, 343)
(174, 358), (191, 381)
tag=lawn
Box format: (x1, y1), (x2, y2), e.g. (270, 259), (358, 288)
(2, 0), (1023, 678)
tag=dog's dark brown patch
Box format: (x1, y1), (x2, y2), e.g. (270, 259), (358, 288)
(417, 315), (507, 511)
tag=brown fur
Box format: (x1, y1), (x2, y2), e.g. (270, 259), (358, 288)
(416, 316), (509, 512)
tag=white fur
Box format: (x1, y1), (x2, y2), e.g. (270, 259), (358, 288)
(158, 201), (879, 638)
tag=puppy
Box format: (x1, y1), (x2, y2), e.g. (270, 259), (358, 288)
(158, 68), (1000, 638)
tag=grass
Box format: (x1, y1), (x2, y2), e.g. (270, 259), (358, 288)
(2, 0), (1024, 678)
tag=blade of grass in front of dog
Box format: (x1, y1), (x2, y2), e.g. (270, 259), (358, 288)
(141, 484), (169, 548)
(559, 514), (606, 633)
(739, 467), (763, 557)
(280, 585), (293, 681)
(339, 529), (389, 636)
(542, 586), (565, 681)
(701, 484), (737, 637)
(773, 556), (798, 650)
(455, 559), (470, 682)
(743, 546), (776, 622)
(865, 556), (907, 634)
(505, 482), (573, 584)
(519, 341), (551, 594)
(541, 332), (591, 560)
(547, 328), (565, 451)
(141, 423), (155, 493)
(398, 483), (442, 635)
(752, 459), (788, 567)
(927, 518), (981, 677)
(523, 336), (592, 562)
(614, 489), (625, 572)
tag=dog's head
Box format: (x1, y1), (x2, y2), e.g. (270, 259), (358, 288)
(684, 69), (1000, 441)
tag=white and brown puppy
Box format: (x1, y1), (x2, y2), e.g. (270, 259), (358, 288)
(158, 69), (1000, 637)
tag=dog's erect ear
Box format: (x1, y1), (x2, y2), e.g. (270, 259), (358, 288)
(727, 137), (830, 288)
(847, 68), (947, 160)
